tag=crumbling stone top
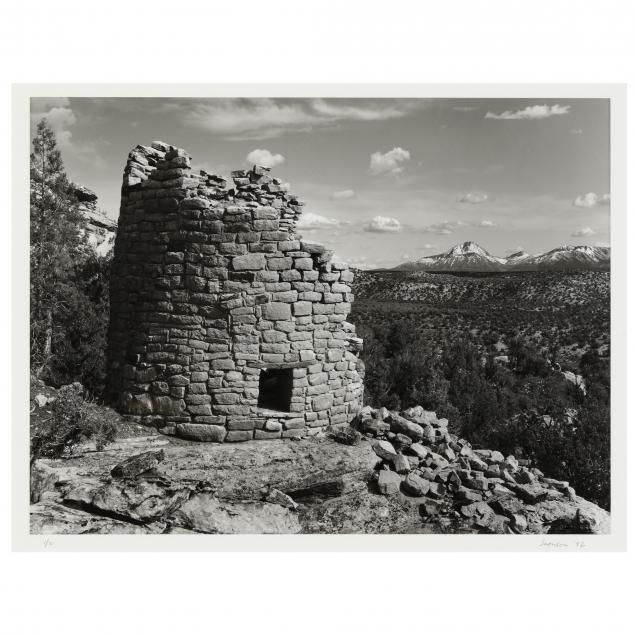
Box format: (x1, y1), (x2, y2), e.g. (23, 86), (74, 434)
(123, 140), (304, 225)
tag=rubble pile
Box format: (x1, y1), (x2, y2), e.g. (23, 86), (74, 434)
(358, 405), (609, 534)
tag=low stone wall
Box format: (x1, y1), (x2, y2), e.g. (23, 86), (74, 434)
(106, 141), (364, 442)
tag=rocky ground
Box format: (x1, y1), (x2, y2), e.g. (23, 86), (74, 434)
(30, 388), (609, 535)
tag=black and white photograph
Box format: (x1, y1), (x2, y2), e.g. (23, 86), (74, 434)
(23, 93), (618, 538)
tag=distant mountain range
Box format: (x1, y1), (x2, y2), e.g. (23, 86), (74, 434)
(395, 241), (610, 272)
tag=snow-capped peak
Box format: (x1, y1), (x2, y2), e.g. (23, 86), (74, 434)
(506, 250), (531, 261)
(539, 245), (608, 260)
(447, 241), (489, 257)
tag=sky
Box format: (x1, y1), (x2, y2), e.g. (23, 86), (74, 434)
(30, 97), (610, 269)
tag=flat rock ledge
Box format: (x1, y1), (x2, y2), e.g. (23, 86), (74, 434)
(31, 436), (381, 535)
(30, 416), (610, 535)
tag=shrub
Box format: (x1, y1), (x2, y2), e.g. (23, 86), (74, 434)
(30, 383), (117, 464)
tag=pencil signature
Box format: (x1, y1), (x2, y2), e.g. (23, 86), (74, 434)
(539, 539), (587, 550)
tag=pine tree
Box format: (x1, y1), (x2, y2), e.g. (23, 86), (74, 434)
(30, 119), (87, 378)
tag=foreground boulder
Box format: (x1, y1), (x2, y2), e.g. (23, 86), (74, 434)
(110, 450), (165, 479)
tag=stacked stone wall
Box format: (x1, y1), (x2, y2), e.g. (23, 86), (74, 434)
(107, 141), (364, 442)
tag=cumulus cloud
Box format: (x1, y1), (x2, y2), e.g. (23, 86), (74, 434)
(31, 105), (76, 147)
(178, 98), (422, 140)
(485, 104), (570, 120)
(569, 128), (583, 135)
(246, 148), (285, 168)
(459, 191), (489, 204)
(452, 105), (479, 112)
(573, 192), (610, 208)
(330, 189), (355, 200)
(369, 147), (411, 175)
(420, 219), (496, 234)
(571, 227), (596, 237)
(363, 215), (402, 233)
(30, 99), (105, 168)
(296, 212), (341, 231)
(422, 220), (467, 235)
(506, 246), (525, 254)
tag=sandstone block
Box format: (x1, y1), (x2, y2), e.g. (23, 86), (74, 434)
(262, 302), (292, 321)
(267, 257), (293, 270)
(377, 470), (402, 495)
(214, 405), (251, 416)
(213, 392), (241, 405)
(293, 258), (313, 270)
(372, 440), (398, 461)
(226, 430), (253, 442)
(185, 394), (212, 406)
(272, 290), (298, 302)
(176, 423), (227, 442)
(402, 473), (431, 497)
(391, 454), (411, 474)
(254, 430), (282, 440)
(387, 413), (424, 441)
(227, 418), (255, 431)
(153, 396), (185, 416)
(312, 394), (333, 411)
(293, 301), (313, 316)
(233, 253), (266, 271)
(188, 404), (213, 416)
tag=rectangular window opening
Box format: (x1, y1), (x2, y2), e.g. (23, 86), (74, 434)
(258, 368), (293, 412)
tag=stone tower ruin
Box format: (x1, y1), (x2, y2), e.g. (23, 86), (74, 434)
(106, 141), (364, 442)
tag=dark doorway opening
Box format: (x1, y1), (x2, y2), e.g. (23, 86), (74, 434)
(258, 368), (293, 412)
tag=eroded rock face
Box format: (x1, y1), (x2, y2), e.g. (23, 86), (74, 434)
(63, 480), (191, 524)
(107, 142), (364, 442)
(30, 497), (166, 535)
(171, 494), (301, 534)
(69, 183), (116, 256)
(30, 462), (58, 503)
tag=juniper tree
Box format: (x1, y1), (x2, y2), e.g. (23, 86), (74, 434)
(30, 119), (87, 378)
